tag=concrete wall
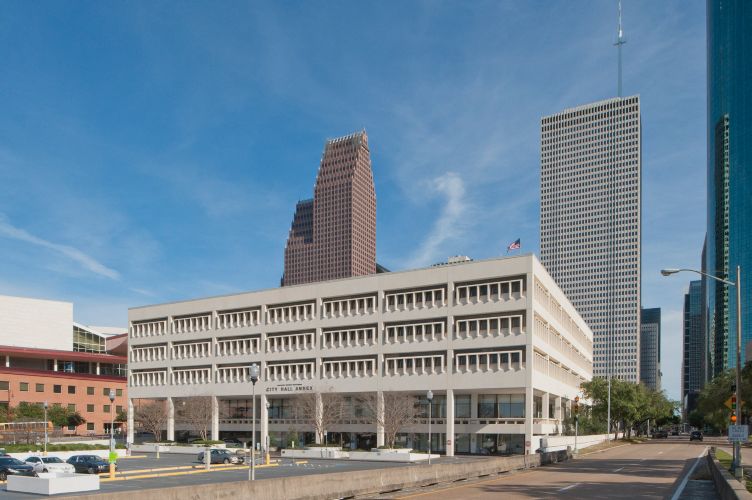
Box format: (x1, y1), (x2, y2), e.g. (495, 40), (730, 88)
(0, 295), (73, 351)
(541, 433), (618, 452)
(58, 451), (570, 500)
(707, 449), (752, 500)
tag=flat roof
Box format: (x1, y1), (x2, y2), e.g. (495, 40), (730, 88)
(0, 345), (127, 364)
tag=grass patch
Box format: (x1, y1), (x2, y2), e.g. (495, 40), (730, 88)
(0, 443), (125, 453)
(716, 449), (733, 470)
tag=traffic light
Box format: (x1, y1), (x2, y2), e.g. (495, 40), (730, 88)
(573, 396), (580, 415)
(732, 394), (738, 412)
(731, 414), (737, 423)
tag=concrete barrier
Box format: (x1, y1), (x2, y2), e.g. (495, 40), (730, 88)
(707, 448), (752, 500)
(55, 451), (569, 500)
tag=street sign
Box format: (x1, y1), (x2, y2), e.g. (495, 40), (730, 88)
(728, 424), (749, 442)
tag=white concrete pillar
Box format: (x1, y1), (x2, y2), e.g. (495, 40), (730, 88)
(211, 396), (219, 441)
(470, 393), (478, 418)
(167, 397), (175, 441)
(376, 391), (385, 447)
(127, 398), (134, 445)
(52, 359), (57, 371)
(96, 362), (100, 376)
(542, 392), (550, 419)
(260, 393), (269, 452)
(445, 390), (455, 457)
(524, 387), (534, 455)
(555, 396), (563, 435)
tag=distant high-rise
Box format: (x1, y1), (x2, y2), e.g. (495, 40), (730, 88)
(706, 0), (752, 374)
(683, 280), (705, 416)
(640, 308), (661, 391)
(540, 96), (642, 382)
(283, 131), (376, 286)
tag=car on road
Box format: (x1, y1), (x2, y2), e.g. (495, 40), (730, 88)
(24, 456), (76, 474)
(0, 457), (36, 481)
(197, 449), (244, 464)
(690, 430), (703, 441)
(66, 455), (116, 474)
(652, 430), (669, 439)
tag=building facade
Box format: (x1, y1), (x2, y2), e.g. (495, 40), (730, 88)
(706, 0), (752, 374)
(283, 131), (376, 286)
(0, 295), (127, 435)
(683, 280), (705, 417)
(127, 255), (592, 456)
(540, 96), (642, 382)
(639, 308), (661, 391)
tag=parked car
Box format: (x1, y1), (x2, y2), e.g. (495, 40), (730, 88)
(690, 430), (704, 441)
(197, 449), (244, 464)
(66, 455), (116, 474)
(0, 457), (35, 481)
(652, 430), (669, 439)
(25, 456), (76, 474)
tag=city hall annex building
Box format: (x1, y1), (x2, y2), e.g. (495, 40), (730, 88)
(126, 254), (592, 456)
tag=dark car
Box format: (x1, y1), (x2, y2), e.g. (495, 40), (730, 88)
(66, 455), (116, 474)
(652, 430), (669, 439)
(0, 457), (35, 481)
(690, 430), (703, 441)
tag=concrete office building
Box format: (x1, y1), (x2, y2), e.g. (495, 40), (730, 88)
(127, 255), (592, 456)
(682, 280), (705, 417)
(639, 308), (661, 391)
(0, 295), (128, 434)
(282, 131), (377, 286)
(540, 96), (642, 382)
(706, 0), (752, 374)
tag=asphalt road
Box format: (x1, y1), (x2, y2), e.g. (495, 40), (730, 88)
(392, 441), (713, 500)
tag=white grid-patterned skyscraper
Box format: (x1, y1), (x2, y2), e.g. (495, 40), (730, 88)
(540, 96), (642, 382)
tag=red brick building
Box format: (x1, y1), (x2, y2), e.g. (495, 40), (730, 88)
(283, 131), (377, 286)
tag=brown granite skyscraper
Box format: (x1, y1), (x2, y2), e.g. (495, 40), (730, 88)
(282, 131), (376, 286)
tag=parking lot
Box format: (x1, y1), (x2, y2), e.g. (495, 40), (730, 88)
(2, 452), (469, 499)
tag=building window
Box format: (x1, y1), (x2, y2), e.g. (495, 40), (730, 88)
(103, 388), (110, 396)
(67, 425), (76, 431)
(0, 381), (8, 390)
(68, 386), (76, 394)
(53, 385), (62, 394)
(116, 389), (123, 397)
(87, 404), (94, 413)
(86, 423), (95, 431)
(116, 406), (123, 414)
(35, 383), (44, 392)
(87, 387), (95, 395)
(103, 405), (111, 413)
(455, 395), (471, 418)
(68, 404), (76, 411)
(19, 382), (29, 392)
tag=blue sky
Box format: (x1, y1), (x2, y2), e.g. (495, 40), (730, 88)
(0, 1), (706, 401)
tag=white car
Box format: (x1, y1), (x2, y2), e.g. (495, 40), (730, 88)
(24, 456), (76, 474)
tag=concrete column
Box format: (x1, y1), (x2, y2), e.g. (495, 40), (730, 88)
(127, 398), (134, 445)
(5, 356), (9, 368)
(167, 397), (175, 441)
(260, 393), (269, 452)
(96, 362), (100, 376)
(314, 393), (323, 444)
(52, 359), (57, 371)
(445, 390), (455, 457)
(524, 387), (534, 455)
(376, 391), (385, 447)
(555, 396), (563, 435)
(211, 396), (219, 441)
(470, 393), (478, 418)
(542, 392), (550, 419)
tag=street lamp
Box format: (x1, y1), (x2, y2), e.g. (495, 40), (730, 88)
(249, 363), (259, 481)
(662, 265), (743, 478)
(265, 400), (271, 465)
(108, 389), (116, 478)
(43, 401), (48, 456)
(426, 390), (433, 465)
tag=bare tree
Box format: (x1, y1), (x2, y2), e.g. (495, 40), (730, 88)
(176, 397), (214, 441)
(134, 400), (168, 442)
(359, 392), (419, 449)
(295, 391), (348, 444)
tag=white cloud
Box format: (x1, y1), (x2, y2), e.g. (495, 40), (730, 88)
(406, 172), (467, 268)
(0, 214), (120, 280)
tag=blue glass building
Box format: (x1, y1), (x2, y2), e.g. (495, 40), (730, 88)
(706, 0), (752, 374)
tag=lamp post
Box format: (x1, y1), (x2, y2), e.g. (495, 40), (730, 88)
(265, 401), (270, 465)
(249, 363), (259, 481)
(662, 266), (743, 478)
(43, 401), (48, 456)
(108, 389), (116, 478)
(426, 390), (433, 465)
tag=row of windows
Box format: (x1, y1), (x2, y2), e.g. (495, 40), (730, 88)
(0, 381), (123, 397)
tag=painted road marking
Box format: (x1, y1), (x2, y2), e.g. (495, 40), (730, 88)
(558, 483), (579, 492)
(614, 467), (624, 472)
(669, 446), (708, 500)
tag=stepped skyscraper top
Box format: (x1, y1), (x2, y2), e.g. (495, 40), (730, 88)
(282, 131), (376, 286)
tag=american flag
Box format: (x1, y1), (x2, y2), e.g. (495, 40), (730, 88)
(507, 238), (521, 252)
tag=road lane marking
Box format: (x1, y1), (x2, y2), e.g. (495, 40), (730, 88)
(397, 470), (535, 498)
(658, 451), (664, 455)
(614, 467), (624, 472)
(558, 483), (579, 492)
(669, 446), (708, 500)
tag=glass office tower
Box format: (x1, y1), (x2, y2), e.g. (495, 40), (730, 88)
(706, 0), (752, 374)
